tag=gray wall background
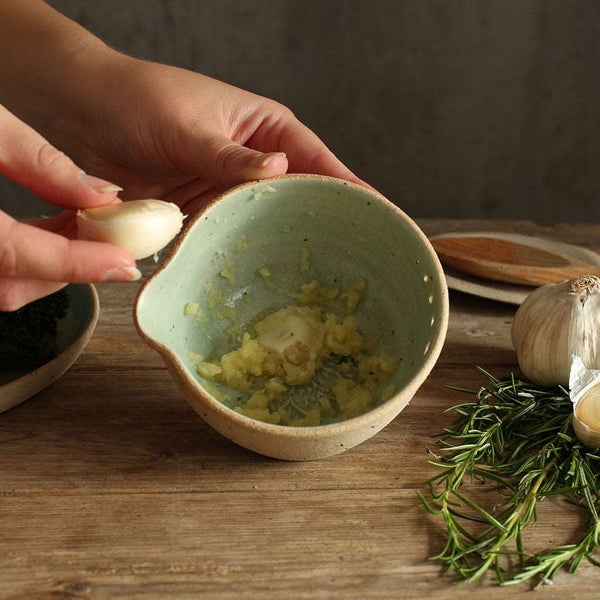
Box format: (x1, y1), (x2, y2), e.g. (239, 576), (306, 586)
(2, 0), (599, 223)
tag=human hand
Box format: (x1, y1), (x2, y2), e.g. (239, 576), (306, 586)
(0, 2), (370, 310)
(44, 56), (370, 215)
(0, 104), (140, 311)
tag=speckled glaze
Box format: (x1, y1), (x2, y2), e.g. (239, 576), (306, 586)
(134, 175), (448, 460)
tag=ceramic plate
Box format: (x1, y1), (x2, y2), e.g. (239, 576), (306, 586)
(0, 284), (99, 413)
(430, 232), (600, 306)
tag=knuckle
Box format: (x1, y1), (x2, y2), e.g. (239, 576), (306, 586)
(264, 100), (296, 125)
(213, 144), (242, 175)
(35, 143), (68, 173)
(274, 102), (295, 122)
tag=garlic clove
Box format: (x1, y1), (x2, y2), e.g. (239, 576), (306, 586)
(573, 386), (600, 450)
(511, 275), (600, 386)
(77, 200), (184, 260)
(569, 355), (600, 449)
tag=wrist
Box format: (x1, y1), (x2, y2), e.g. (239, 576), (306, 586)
(44, 42), (131, 147)
(0, 1), (124, 149)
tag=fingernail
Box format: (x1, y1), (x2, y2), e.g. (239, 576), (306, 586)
(102, 266), (142, 282)
(79, 172), (123, 194)
(255, 152), (286, 169)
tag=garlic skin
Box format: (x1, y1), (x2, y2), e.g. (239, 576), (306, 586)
(77, 200), (184, 260)
(511, 275), (600, 386)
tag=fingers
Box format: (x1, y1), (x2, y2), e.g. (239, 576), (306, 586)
(0, 103), (123, 210)
(202, 134), (289, 188)
(161, 177), (218, 211)
(0, 278), (67, 312)
(171, 186), (225, 217)
(243, 104), (375, 190)
(183, 124), (369, 193)
(274, 117), (374, 189)
(0, 105), (140, 311)
(0, 212), (140, 288)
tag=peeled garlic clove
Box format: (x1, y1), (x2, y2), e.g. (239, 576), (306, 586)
(569, 356), (600, 449)
(511, 275), (600, 386)
(573, 386), (600, 450)
(77, 200), (184, 260)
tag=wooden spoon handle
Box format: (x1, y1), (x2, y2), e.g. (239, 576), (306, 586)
(431, 236), (600, 286)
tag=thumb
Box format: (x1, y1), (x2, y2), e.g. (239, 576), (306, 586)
(0, 103), (122, 210)
(198, 134), (289, 188)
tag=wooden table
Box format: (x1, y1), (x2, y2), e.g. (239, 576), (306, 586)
(2, 220), (599, 599)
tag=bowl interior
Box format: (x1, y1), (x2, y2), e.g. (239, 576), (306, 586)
(136, 176), (446, 422)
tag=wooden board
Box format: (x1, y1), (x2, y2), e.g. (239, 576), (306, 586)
(1, 220), (600, 599)
(429, 231), (600, 303)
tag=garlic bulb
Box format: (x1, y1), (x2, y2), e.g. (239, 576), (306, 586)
(511, 275), (600, 386)
(77, 200), (184, 260)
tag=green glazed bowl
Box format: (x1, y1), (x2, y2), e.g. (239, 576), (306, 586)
(134, 175), (448, 460)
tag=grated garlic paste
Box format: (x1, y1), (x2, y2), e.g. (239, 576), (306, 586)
(193, 281), (398, 426)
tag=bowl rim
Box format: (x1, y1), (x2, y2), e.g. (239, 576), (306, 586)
(134, 173), (449, 436)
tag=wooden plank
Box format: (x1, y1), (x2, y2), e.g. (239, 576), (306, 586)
(1, 490), (598, 599)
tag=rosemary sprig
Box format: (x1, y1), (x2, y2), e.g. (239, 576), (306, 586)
(419, 368), (600, 588)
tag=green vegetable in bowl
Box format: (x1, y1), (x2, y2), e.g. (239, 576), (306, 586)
(0, 288), (69, 371)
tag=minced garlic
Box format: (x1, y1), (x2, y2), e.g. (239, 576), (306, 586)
(197, 303), (398, 426)
(258, 266), (277, 291)
(300, 247), (310, 272)
(220, 263), (235, 285)
(290, 280), (339, 307)
(341, 279), (366, 314)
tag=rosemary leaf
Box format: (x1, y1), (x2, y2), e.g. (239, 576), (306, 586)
(420, 369), (600, 588)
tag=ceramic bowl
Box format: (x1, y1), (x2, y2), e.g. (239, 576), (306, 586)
(0, 284), (99, 413)
(134, 175), (448, 460)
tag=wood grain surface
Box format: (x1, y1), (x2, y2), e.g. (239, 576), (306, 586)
(1, 220), (599, 599)
(430, 234), (600, 285)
